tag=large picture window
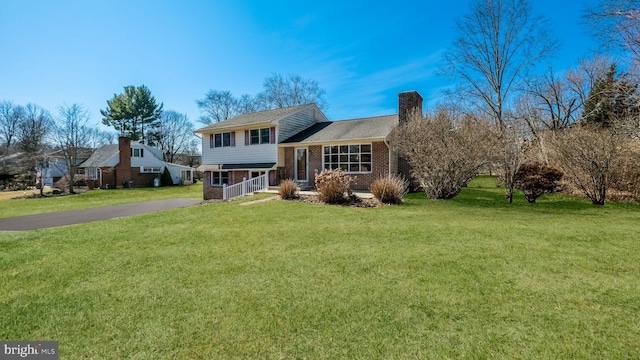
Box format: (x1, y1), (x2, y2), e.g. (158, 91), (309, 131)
(211, 171), (229, 186)
(323, 144), (372, 173)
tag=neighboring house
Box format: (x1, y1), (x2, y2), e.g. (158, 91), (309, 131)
(38, 148), (94, 187)
(79, 135), (196, 188)
(194, 91), (423, 200)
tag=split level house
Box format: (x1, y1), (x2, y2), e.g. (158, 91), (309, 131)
(194, 91), (423, 200)
(79, 135), (196, 188)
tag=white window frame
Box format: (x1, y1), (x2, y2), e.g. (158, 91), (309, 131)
(132, 148), (144, 157)
(211, 171), (229, 186)
(87, 167), (98, 180)
(141, 167), (162, 173)
(322, 143), (372, 174)
(250, 128), (271, 145)
(214, 132), (233, 148)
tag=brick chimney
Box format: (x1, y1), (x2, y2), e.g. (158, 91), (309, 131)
(398, 91), (423, 124)
(115, 134), (132, 187)
(397, 91), (423, 190)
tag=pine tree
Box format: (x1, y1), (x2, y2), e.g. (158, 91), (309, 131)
(101, 85), (163, 144)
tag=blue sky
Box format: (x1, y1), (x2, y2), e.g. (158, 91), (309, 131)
(0, 0), (599, 131)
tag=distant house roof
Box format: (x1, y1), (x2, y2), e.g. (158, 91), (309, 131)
(193, 104), (316, 133)
(281, 114), (398, 144)
(79, 144), (119, 168)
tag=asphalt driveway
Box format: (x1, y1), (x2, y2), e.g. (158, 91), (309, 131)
(0, 198), (202, 231)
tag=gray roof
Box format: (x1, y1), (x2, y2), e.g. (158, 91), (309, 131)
(281, 114), (398, 144)
(79, 144), (119, 167)
(193, 104), (314, 133)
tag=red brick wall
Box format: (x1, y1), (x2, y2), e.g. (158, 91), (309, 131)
(397, 92), (423, 189)
(282, 141), (390, 190)
(349, 141), (389, 190)
(283, 147), (294, 180)
(100, 167), (116, 189)
(202, 171), (224, 200)
(115, 136), (132, 186)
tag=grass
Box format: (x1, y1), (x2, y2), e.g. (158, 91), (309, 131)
(0, 183), (203, 219)
(1, 176), (639, 358)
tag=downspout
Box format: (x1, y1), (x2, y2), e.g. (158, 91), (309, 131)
(384, 137), (391, 177)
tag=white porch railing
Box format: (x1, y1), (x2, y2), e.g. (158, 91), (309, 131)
(223, 173), (269, 200)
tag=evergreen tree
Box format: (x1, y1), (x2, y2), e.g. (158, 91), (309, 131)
(582, 64), (639, 129)
(101, 85), (163, 144)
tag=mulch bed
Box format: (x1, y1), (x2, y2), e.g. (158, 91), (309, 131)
(290, 194), (381, 208)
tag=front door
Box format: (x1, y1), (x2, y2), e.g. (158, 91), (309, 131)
(295, 148), (308, 183)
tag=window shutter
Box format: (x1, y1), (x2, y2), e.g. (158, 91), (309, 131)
(130, 148), (132, 156)
(245, 130), (249, 146)
(270, 127), (276, 144)
(210, 134), (214, 148)
(140, 148), (144, 157)
(230, 132), (236, 147)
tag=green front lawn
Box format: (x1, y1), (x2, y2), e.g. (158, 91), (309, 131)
(0, 183), (203, 219)
(1, 177), (639, 358)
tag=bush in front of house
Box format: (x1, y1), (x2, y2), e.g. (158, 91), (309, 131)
(279, 179), (300, 200)
(370, 174), (408, 204)
(514, 162), (563, 203)
(161, 167), (173, 186)
(315, 169), (354, 204)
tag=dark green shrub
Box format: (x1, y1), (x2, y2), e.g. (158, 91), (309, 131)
(279, 179), (300, 200)
(315, 169), (354, 204)
(161, 167), (173, 186)
(514, 162), (563, 203)
(370, 175), (408, 204)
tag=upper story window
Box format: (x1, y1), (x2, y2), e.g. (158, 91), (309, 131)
(210, 132), (235, 148)
(246, 127), (275, 145)
(323, 144), (372, 173)
(250, 128), (270, 145)
(131, 148), (144, 157)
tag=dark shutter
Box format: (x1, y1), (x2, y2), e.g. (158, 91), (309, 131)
(245, 130), (249, 146)
(270, 127), (276, 144)
(230, 132), (236, 147)
(210, 134), (214, 148)
(140, 148), (144, 157)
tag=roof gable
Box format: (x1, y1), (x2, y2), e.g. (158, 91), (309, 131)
(193, 104), (319, 133)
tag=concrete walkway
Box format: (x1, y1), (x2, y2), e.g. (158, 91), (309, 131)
(0, 198), (202, 231)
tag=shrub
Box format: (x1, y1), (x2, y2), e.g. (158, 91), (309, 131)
(279, 179), (300, 200)
(514, 162), (563, 203)
(391, 107), (497, 199)
(315, 169), (354, 204)
(161, 167), (173, 186)
(370, 175), (408, 204)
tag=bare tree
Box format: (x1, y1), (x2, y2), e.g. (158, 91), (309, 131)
(196, 90), (239, 125)
(236, 94), (258, 114)
(0, 101), (25, 154)
(156, 110), (194, 163)
(566, 55), (613, 110)
(391, 107), (496, 199)
(550, 126), (621, 205)
(18, 104), (51, 154)
(586, 0), (640, 60)
(15, 104), (52, 185)
(51, 104), (94, 193)
(256, 73), (327, 110)
(501, 119), (533, 203)
(525, 68), (581, 130)
(442, 0), (558, 131)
